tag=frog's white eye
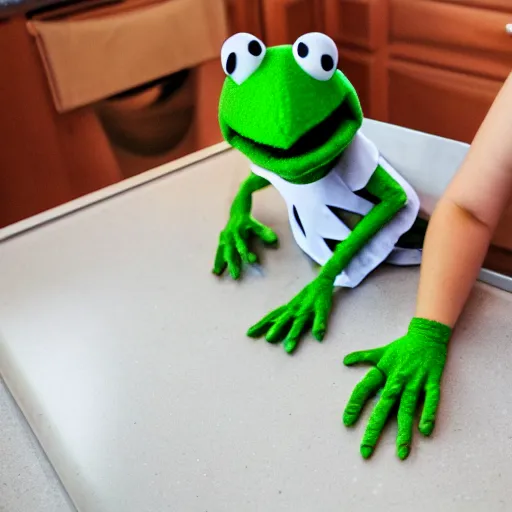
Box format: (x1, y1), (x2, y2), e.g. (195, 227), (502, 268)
(221, 33), (266, 85)
(292, 33), (338, 81)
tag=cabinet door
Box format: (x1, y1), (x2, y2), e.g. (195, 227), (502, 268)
(324, 0), (389, 120)
(388, 60), (502, 143)
(0, 17), (122, 227)
(226, 0), (264, 38)
(338, 47), (388, 120)
(437, 0), (512, 12)
(390, 0), (512, 81)
(324, 0), (388, 51)
(261, 0), (324, 45)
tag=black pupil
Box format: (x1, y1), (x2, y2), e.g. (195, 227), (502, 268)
(297, 42), (308, 58)
(248, 40), (262, 56)
(321, 54), (334, 72)
(226, 52), (237, 74)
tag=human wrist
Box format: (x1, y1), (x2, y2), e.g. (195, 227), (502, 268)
(408, 317), (452, 345)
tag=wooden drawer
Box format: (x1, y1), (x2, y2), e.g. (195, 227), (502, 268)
(262, 0), (324, 45)
(338, 46), (387, 119)
(390, 0), (512, 80)
(226, 0), (264, 38)
(493, 204), (512, 252)
(437, 0), (511, 12)
(324, 0), (387, 51)
(388, 60), (502, 142)
(28, 0), (228, 112)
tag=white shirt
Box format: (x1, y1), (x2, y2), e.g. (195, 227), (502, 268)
(250, 130), (421, 288)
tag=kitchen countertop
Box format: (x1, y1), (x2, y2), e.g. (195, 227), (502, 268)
(0, 380), (75, 512)
(1, 123), (512, 512)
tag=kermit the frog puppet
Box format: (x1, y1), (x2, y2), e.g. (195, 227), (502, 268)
(213, 32), (425, 354)
(213, 32), (451, 461)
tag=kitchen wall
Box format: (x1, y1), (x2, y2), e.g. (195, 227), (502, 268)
(71, 0), (512, 179)
(0, 0), (511, 230)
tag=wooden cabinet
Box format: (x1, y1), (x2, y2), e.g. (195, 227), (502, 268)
(324, 0), (512, 143)
(388, 0), (512, 142)
(2, 0), (511, 229)
(224, 0), (511, 143)
(226, 0), (265, 39)
(254, 0), (512, 141)
(387, 60), (503, 143)
(323, 0), (388, 119)
(0, 15), (122, 228)
(259, 0), (512, 264)
(261, 0), (324, 45)
(325, 0), (386, 50)
(390, 0), (512, 80)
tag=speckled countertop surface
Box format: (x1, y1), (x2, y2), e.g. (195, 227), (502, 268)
(1, 140), (512, 511)
(2, 128), (512, 511)
(0, 380), (75, 512)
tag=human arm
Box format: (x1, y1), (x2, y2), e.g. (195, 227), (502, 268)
(342, 72), (512, 460)
(213, 172), (278, 279)
(415, 72), (512, 326)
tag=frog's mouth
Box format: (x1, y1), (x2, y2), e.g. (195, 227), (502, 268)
(225, 99), (358, 161)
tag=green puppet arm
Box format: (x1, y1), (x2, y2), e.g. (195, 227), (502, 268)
(319, 165), (407, 281)
(247, 164), (407, 353)
(213, 172), (278, 280)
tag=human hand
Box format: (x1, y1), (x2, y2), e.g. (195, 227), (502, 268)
(343, 318), (452, 460)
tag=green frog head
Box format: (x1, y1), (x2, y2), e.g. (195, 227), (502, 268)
(218, 32), (363, 184)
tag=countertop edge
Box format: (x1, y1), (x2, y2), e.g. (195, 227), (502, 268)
(0, 141), (230, 242)
(1, 136), (510, 293)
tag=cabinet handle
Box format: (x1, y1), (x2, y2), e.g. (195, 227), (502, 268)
(507, 24), (512, 35)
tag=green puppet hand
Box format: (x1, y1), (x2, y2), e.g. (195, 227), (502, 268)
(247, 275), (334, 353)
(213, 213), (278, 280)
(342, 318), (452, 460)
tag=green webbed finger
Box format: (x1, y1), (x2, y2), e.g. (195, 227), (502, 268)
(312, 295), (332, 341)
(283, 336), (300, 354)
(265, 311), (294, 343)
(360, 380), (403, 459)
(250, 219), (278, 245)
(419, 374), (442, 436)
(212, 242), (227, 275)
(225, 242), (242, 280)
(283, 309), (311, 353)
(283, 314), (310, 353)
(396, 379), (422, 460)
(233, 231), (257, 264)
(343, 346), (387, 367)
(247, 305), (287, 338)
(343, 367), (384, 427)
